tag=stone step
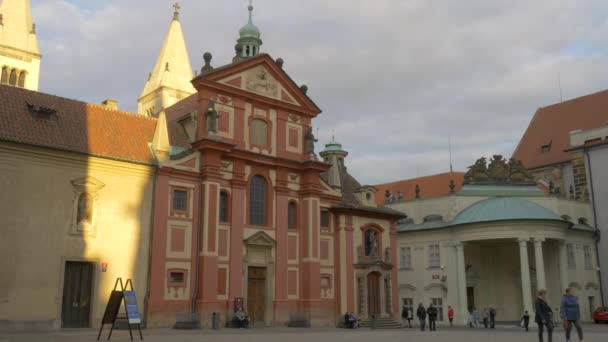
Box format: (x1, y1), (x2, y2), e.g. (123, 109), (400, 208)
(359, 318), (402, 329)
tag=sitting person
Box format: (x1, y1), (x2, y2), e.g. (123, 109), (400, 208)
(234, 308), (249, 328)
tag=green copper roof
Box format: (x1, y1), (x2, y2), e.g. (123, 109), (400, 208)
(239, 4), (261, 39)
(451, 197), (561, 226)
(321, 138), (344, 153)
(459, 185), (545, 197)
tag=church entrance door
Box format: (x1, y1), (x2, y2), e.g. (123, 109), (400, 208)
(61, 261), (93, 328)
(367, 272), (381, 317)
(247, 267), (266, 326)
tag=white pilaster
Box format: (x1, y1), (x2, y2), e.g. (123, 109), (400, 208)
(518, 238), (533, 313)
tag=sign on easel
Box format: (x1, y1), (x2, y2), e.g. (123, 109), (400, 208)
(97, 278), (143, 341)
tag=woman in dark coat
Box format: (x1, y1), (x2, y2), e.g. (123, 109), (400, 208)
(560, 287), (583, 342)
(535, 289), (553, 342)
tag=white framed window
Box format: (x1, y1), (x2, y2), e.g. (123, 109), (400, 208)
(428, 244), (441, 268)
(583, 245), (593, 269)
(567, 243), (576, 269)
(400, 247), (412, 269)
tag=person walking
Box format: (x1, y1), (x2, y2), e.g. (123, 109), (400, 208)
(560, 287), (584, 342)
(472, 307), (480, 328)
(535, 289), (554, 342)
(427, 303), (437, 331)
(416, 303), (427, 331)
(401, 305), (408, 328)
(447, 306), (454, 327)
(521, 310), (530, 332)
(489, 306), (496, 328)
(482, 307), (489, 328)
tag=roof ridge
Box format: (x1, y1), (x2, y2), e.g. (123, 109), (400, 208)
(539, 88), (608, 110)
(85, 102), (158, 122)
(374, 171), (465, 187)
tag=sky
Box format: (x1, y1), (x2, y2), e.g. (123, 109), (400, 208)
(28, 0), (608, 184)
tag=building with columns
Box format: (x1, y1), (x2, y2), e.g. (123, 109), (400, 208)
(0, 0), (41, 90)
(145, 4), (403, 328)
(387, 156), (601, 323)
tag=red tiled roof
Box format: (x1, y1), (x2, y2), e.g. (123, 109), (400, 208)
(373, 172), (465, 205)
(0, 85), (158, 164)
(512, 89), (608, 169)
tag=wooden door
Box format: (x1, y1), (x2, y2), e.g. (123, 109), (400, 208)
(61, 261), (94, 328)
(367, 272), (380, 317)
(467, 286), (475, 312)
(247, 267), (266, 325)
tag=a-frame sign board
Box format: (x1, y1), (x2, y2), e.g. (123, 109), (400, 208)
(97, 278), (143, 341)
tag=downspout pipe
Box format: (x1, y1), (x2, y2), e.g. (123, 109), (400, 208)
(585, 149), (605, 306)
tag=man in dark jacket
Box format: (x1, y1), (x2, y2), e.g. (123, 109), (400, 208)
(535, 289), (553, 342)
(427, 304), (438, 331)
(416, 303), (427, 331)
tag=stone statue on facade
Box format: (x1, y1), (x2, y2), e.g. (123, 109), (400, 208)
(206, 101), (218, 133)
(487, 155), (509, 181)
(369, 232), (378, 257)
(304, 127), (317, 159)
(464, 155), (534, 185)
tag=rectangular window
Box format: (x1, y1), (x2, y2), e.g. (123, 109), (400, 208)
(251, 119), (268, 146)
(400, 247), (411, 269)
(583, 245), (593, 269)
(219, 192), (228, 223)
(320, 210), (329, 231)
(288, 127), (298, 147)
(169, 271), (184, 284)
(173, 190), (187, 211)
(431, 298), (444, 321)
(428, 244), (441, 268)
(288, 202), (297, 229)
(567, 243), (576, 269)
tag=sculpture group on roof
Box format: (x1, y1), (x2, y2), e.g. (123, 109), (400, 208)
(464, 155), (534, 185)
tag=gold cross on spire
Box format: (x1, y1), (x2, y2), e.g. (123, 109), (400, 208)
(173, 2), (181, 20)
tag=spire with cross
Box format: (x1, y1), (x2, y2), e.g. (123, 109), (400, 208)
(173, 2), (181, 20)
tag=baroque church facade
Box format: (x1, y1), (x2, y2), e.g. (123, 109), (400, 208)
(0, 1), (403, 329)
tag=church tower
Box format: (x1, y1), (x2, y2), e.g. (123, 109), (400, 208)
(233, 0), (262, 63)
(320, 136), (348, 189)
(0, 0), (41, 91)
(138, 3), (195, 117)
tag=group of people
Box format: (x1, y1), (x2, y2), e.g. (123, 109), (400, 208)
(232, 308), (250, 328)
(401, 304), (455, 330)
(467, 306), (497, 328)
(533, 287), (584, 342)
(343, 312), (360, 328)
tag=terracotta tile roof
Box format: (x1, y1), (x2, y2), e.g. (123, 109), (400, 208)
(512, 89), (608, 169)
(321, 166), (405, 217)
(0, 85), (158, 164)
(165, 93), (197, 149)
(373, 172), (465, 205)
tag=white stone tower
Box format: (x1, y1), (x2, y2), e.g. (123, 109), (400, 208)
(0, 0), (41, 91)
(138, 3), (195, 117)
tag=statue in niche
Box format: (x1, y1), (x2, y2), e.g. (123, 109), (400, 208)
(206, 101), (218, 133)
(365, 230), (378, 257)
(77, 192), (93, 227)
(304, 127), (317, 159)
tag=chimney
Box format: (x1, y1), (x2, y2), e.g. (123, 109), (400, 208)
(101, 99), (119, 110)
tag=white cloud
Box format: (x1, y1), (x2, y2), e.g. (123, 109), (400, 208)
(31, 0), (608, 184)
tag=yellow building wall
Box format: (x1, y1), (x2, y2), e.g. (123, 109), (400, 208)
(0, 142), (155, 330)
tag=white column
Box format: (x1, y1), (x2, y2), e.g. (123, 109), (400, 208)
(518, 238), (533, 313)
(558, 240), (569, 292)
(534, 238), (547, 291)
(456, 243), (468, 322)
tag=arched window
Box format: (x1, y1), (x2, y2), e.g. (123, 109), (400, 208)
(288, 201), (297, 229)
(219, 191), (229, 223)
(8, 69), (17, 86)
(77, 193), (94, 225)
(245, 45), (251, 56)
(18, 71), (26, 88)
(251, 119), (268, 146)
(250, 175), (267, 225)
(1, 67), (7, 84)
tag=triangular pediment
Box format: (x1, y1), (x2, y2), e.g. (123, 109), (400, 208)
(244, 231), (275, 247)
(197, 55), (320, 114)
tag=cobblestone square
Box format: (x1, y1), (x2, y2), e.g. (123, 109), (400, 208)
(1, 325), (607, 342)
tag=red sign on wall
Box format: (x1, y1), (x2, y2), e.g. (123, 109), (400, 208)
(101, 262), (108, 272)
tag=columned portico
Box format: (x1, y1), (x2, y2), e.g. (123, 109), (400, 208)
(518, 238), (533, 314)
